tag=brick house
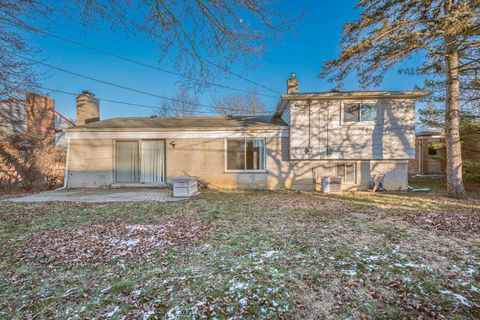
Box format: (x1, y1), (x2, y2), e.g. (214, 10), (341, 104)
(65, 76), (428, 191)
(0, 93), (74, 188)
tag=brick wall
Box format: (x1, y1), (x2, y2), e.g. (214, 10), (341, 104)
(26, 93), (55, 146)
(67, 136), (409, 191)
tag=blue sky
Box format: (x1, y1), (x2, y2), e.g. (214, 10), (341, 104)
(25, 0), (427, 120)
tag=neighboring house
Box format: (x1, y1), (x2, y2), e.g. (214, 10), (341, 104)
(409, 130), (446, 175)
(0, 93), (75, 148)
(409, 126), (480, 175)
(65, 76), (428, 191)
(0, 93), (75, 188)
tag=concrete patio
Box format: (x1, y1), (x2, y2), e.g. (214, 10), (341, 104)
(5, 188), (189, 203)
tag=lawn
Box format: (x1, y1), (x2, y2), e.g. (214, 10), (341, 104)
(1, 180), (479, 319)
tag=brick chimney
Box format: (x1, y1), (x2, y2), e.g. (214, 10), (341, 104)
(76, 91), (100, 125)
(26, 93), (55, 145)
(287, 72), (298, 94)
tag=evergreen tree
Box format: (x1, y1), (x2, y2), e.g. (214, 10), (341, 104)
(320, 0), (479, 199)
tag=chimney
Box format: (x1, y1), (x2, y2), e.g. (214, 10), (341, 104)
(26, 93), (55, 145)
(287, 72), (298, 94)
(76, 91), (100, 125)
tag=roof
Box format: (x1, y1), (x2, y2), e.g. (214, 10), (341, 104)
(55, 111), (76, 127)
(274, 90), (431, 116)
(416, 130), (445, 137)
(67, 115), (288, 132)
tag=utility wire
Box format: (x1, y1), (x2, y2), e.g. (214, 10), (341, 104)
(19, 55), (216, 111)
(2, 7), (282, 97)
(32, 29), (279, 99)
(35, 86), (214, 115)
(32, 84), (271, 116)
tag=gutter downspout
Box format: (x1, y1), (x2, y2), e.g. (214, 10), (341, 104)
(56, 136), (70, 190)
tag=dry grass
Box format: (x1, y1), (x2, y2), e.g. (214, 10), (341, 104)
(0, 179), (479, 319)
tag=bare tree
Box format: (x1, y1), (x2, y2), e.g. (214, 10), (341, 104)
(156, 87), (198, 117)
(319, 0), (479, 199)
(213, 90), (267, 116)
(0, 1), (42, 100)
(0, 1), (293, 93)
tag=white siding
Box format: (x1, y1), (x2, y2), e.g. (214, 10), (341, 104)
(289, 99), (416, 160)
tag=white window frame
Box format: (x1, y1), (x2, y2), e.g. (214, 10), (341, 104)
(224, 138), (267, 173)
(335, 163), (356, 184)
(341, 100), (378, 125)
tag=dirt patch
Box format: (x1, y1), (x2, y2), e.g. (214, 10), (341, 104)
(14, 219), (212, 268)
(401, 210), (480, 235)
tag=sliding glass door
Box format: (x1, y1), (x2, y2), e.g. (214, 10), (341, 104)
(115, 141), (140, 183)
(141, 140), (165, 183)
(115, 140), (165, 184)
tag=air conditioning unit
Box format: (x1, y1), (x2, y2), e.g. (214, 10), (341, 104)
(322, 176), (342, 194)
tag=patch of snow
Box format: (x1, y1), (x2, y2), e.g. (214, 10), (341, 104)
(457, 279), (469, 286)
(394, 262), (423, 269)
(100, 286), (111, 294)
(346, 269), (357, 276)
(470, 285), (480, 294)
(119, 239), (140, 248)
(105, 306), (120, 317)
(229, 280), (248, 292)
(439, 290), (472, 307)
(166, 306), (181, 320)
(261, 250), (279, 258)
(452, 265), (462, 272)
(366, 255), (388, 262)
(142, 310), (155, 320)
(466, 268), (476, 276)
(417, 285), (426, 295)
(239, 297), (248, 307)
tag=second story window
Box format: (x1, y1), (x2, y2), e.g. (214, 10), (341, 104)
(344, 103), (377, 123)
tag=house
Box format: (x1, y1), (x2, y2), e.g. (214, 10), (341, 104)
(408, 130), (446, 175)
(409, 124), (480, 175)
(0, 93), (75, 148)
(0, 93), (75, 188)
(65, 75), (429, 191)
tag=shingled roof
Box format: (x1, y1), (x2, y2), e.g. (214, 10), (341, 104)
(67, 115), (287, 132)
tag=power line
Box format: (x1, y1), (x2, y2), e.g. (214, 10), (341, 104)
(32, 29), (279, 99)
(37, 85), (271, 116)
(134, 22), (284, 95)
(2, 7), (282, 97)
(35, 86), (208, 115)
(19, 55), (217, 110)
(17, 55), (272, 115)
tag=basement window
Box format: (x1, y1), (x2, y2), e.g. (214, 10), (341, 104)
(344, 103), (377, 122)
(336, 163), (356, 183)
(225, 139), (266, 172)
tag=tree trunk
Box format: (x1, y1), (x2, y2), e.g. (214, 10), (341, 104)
(444, 44), (467, 199)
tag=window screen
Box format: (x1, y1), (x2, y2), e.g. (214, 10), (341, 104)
(226, 139), (265, 171)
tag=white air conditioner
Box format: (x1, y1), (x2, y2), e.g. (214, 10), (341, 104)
(322, 176), (342, 194)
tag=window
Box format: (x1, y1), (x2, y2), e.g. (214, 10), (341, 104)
(428, 147), (437, 156)
(343, 103), (377, 122)
(336, 163), (355, 183)
(115, 140), (165, 184)
(226, 139), (265, 171)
